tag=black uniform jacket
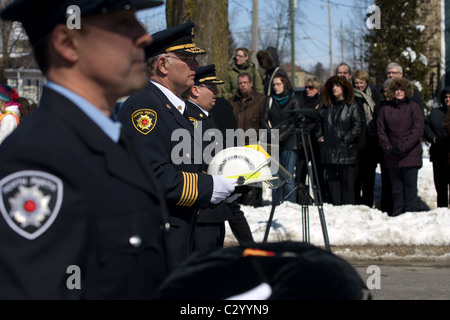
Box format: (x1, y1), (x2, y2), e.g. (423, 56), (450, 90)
(0, 87), (169, 299)
(184, 100), (233, 223)
(118, 81), (213, 267)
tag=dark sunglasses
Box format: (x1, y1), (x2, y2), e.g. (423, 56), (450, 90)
(305, 86), (316, 90)
(198, 85), (218, 92)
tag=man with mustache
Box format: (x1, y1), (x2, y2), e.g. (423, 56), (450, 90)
(118, 23), (236, 268)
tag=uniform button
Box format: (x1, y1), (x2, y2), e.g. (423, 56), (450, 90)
(129, 235), (142, 247)
(186, 153), (190, 158)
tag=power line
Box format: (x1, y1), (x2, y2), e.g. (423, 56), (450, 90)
(230, 0), (252, 13)
(316, 0), (367, 10)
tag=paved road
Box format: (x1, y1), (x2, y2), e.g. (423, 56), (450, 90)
(351, 261), (450, 300)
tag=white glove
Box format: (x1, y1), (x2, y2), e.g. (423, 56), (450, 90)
(210, 175), (236, 204)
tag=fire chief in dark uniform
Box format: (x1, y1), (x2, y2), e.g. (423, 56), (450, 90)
(118, 23), (236, 268)
(0, 0), (170, 299)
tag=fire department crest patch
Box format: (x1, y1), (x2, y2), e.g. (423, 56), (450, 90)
(0, 170), (63, 240)
(132, 109), (157, 135)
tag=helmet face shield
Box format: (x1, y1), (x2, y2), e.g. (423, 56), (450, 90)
(207, 145), (291, 189)
(262, 156), (292, 189)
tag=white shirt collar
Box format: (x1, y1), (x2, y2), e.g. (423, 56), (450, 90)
(45, 81), (121, 142)
(187, 99), (209, 117)
(151, 80), (185, 114)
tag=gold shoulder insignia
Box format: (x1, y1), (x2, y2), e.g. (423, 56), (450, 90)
(132, 109), (157, 135)
(188, 116), (198, 128)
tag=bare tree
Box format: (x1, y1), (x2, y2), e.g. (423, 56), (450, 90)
(343, 0), (372, 72)
(0, 0), (14, 83)
(232, 0), (293, 66)
(0, 0), (35, 83)
(258, 0), (291, 63)
(165, 0), (229, 81)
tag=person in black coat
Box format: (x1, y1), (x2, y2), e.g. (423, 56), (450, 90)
(319, 76), (364, 205)
(256, 47), (288, 96)
(118, 23), (236, 268)
(0, 0), (170, 299)
(424, 87), (450, 207)
(352, 70), (379, 208)
(261, 73), (300, 204)
(296, 77), (327, 204)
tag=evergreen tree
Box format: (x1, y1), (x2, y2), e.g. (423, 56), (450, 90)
(313, 62), (327, 84)
(364, 0), (431, 103)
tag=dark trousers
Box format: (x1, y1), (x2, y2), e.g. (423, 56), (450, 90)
(355, 148), (377, 207)
(325, 163), (357, 205)
(193, 222), (226, 254)
(379, 158), (393, 215)
(432, 161), (450, 208)
(228, 202), (255, 245)
(296, 143), (327, 203)
(388, 166), (419, 216)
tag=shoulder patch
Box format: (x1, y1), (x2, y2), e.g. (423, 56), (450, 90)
(0, 170), (63, 240)
(132, 109), (157, 135)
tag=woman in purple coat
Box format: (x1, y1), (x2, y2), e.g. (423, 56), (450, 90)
(377, 78), (424, 216)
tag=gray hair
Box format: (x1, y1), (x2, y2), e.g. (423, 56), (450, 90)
(385, 62), (403, 74)
(335, 62), (351, 75)
(145, 55), (161, 76)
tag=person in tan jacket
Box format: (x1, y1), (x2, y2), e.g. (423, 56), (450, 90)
(229, 72), (266, 207)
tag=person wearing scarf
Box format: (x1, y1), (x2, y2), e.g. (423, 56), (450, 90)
(261, 74), (301, 203)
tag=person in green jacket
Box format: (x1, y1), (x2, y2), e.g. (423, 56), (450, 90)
(222, 48), (264, 100)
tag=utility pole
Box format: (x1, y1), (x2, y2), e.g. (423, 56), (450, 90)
(290, 0), (296, 87)
(340, 21), (344, 63)
(251, 0), (259, 65)
(328, 0), (333, 76)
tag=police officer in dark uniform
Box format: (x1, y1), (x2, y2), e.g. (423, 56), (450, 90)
(183, 65), (236, 253)
(118, 23), (236, 267)
(0, 0), (169, 299)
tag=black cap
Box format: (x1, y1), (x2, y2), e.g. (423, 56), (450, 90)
(152, 242), (370, 300)
(145, 22), (206, 59)
(194, 64), (224, 85)
(1, 0), (164, 45)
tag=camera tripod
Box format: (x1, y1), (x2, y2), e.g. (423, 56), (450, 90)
(262, 116), (331, 252)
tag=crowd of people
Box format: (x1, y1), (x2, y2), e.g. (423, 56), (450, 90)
(224, 54), (449, 219)
(0, 0), (447, 300)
